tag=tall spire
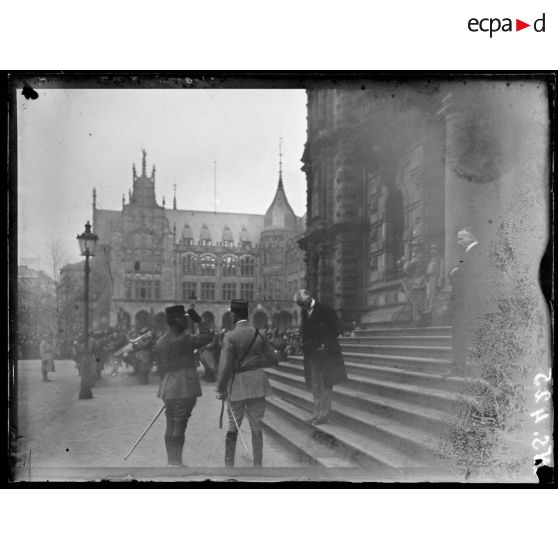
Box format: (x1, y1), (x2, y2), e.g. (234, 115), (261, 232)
(173, 182), (177, 210)
(92, 187), (97, 210)
(141, 148), (147, 176)
(122, 194), (125, 208)
(278, 136), (284, 189)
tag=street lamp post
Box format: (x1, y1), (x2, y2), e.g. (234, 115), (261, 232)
(77, 221), (98, 400)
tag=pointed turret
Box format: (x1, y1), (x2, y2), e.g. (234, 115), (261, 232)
(263, 139), (297, 230)
(141, 148), (147, 176)
(131, 149), (157, 206)
(173, 183), (177, 210)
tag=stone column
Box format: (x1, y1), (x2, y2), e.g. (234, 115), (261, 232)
(333, 134), (366, 325)
(439, 90), (475, 278)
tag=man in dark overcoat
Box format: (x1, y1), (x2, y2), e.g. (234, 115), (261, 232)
(294, 289), (347, 425)
(153, 305), (212, 467)
(448, 228), (482, 376)
(216, 299), (278, 467)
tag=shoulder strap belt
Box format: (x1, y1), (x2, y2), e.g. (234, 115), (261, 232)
(229, 328), (259, 393)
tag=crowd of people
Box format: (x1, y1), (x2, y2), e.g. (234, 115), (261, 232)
(35, 322), (306, 387)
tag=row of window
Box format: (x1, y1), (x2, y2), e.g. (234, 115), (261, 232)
(181, 238), (252, 249)
(123, 279), (255, 301)
(182, 282), (254, 301)
(129, 261), (162, 273)
(125, 280), (161, 301)
(180, 224), (252, 248)
(182, 254), (255, 276)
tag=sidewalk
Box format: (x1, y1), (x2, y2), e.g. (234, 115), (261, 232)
(13, 360), (300, 481)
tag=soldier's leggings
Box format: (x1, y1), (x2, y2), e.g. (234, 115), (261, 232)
(164, 398), (197, 436)
(163, 398), (197, 466)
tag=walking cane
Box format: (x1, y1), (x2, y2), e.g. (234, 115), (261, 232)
(124, 404), (166, 460)
(225, 397), (250, 454)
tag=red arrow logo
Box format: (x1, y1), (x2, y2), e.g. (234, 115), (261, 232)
(516, 19), (530, 31)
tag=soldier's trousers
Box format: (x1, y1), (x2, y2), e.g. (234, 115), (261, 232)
(163, 397), (197, 466)
(226, 397), (266, 467)
(227, 397), (266, 433)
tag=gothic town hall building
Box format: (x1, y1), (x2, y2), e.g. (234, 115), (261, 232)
(90, 150), (305, 334)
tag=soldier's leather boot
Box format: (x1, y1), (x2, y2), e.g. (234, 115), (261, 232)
(252, 431), (263, 467)
(225, 431), (238, 467)
(165, 435), (177, 466)
(173, 434), (185, 466)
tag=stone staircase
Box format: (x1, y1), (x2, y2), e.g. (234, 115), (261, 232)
(261, 325), (476, 471)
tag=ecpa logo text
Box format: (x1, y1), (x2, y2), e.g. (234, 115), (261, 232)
(468, 13), (545, 37)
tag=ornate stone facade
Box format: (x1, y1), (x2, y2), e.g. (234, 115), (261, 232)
(85, 150), (305, 333)
(299, 82), (548, 328)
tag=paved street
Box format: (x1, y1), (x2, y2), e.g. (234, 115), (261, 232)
(13, 360), (301, 480)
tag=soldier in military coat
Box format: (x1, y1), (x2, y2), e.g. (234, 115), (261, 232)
(153, 305), (212, 467)
(216, 299), (278, 467)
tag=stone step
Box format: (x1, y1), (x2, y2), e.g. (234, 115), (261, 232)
(341, 335), (452, 348)
(265, 395), (431, 469)
(338, 342), (451, 359)
(281, 357), (474, 394)
(339, 350), (450, 372)
(268, 365), (463, 415)
(262, 398), (359, 468)
(354, 326), (452, 337)
(264, 367), (453, 433)
(266, 379), (446, 466)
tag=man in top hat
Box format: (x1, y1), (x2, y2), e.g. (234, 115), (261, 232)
(153, 305), (213, 467)
(216, 299), (279, 467)
(294, 289), (347, 425)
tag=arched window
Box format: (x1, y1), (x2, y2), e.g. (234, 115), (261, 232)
(240, 255), (255, 276)
(222, 226), (234, 248)
(200, 224), (212, 246)
(222, 254), (237, 276)
(200, 254), (217, 275)
(182, 253), (198, 274)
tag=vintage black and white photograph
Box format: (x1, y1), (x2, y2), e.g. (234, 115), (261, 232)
(9, 73), (554, 483)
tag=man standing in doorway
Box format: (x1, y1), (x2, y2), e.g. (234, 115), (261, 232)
(216, 300), (278, 468)
(294, 289), (347, 425)
(448, 228), (481, 376)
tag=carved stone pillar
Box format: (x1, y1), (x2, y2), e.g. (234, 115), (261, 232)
(332, 134), (367, 325)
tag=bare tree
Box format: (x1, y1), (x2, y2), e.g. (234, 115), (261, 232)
(42, 238), (70, 351)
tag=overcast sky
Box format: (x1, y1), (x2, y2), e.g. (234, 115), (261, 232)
(17, 88), (308, 271)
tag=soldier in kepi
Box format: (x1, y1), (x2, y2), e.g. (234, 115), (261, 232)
(216, 299), (279, 468)
(153, 305), (213, 467)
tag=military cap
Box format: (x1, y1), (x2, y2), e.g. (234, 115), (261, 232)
(165, 305), (186, 319)
(230, 299), (249, 313)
